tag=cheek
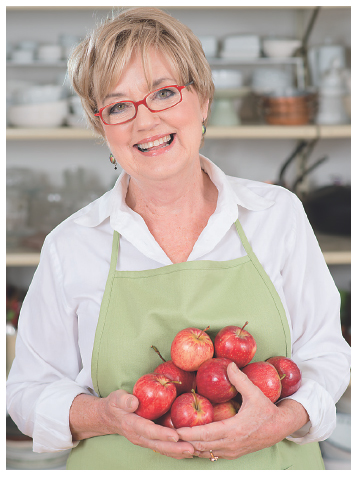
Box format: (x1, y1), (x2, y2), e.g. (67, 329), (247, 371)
(104, 127), (132, 154)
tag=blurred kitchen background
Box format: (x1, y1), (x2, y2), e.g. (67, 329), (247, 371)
(6, 5), (351, 470)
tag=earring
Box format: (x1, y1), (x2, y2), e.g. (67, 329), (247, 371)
(202, 123), (207, 136)
(109, 153), (117, 170)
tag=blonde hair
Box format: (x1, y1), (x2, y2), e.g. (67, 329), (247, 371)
(68, 7), (215, 136)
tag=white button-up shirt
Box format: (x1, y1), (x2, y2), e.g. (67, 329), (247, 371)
(6, 155), (351, 453)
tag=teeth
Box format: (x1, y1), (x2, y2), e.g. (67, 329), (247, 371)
(137, 134), (172, 151)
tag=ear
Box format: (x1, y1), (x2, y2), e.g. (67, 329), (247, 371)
(200, 96), (210, 122)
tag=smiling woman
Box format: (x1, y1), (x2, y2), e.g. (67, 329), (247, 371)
(68, 7), (214, 136)
(6, 6), (350, 472)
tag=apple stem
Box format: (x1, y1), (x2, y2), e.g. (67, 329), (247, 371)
(151, 345), (166, 362)
(197, 326), (210, 339)
(280, 374), (286, 381)
(237, 321), (249, 337)
(191, 389), (199, 410)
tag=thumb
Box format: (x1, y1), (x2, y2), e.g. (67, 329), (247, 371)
(111, 389), (139, 413)
(227, 362), (259, 401)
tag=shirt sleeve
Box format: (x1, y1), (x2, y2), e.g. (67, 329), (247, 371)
(6, 234), (92, 453)
(280, 192), (351, 444)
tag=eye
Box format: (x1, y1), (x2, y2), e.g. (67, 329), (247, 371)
(155, 88), (177, 100)
(108, 102), (131, 115)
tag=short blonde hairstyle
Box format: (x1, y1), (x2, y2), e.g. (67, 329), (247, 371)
(68, 7), (215, 136)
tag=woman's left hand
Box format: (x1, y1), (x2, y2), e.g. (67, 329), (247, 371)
(176, 362), (309, 460)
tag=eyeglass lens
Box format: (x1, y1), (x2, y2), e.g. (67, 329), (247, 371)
(102, 86), (182, 125)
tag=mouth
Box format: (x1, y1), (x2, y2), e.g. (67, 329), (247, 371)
(135, 133), (175, 152)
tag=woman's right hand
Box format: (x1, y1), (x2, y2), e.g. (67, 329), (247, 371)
(70, 390), (195, 460)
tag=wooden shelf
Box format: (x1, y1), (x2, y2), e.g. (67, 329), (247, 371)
(6, 234), (351, 267)
(6, 127), (101, 141)
(6, 124), (351, 141)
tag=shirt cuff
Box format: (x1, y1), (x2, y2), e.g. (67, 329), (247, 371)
(280, 378), (336, 444)
(32, 378), (92, 453)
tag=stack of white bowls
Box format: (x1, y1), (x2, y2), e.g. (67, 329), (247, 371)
(220, 35), (261, 59)
(211, 69), (244, 90)
(7, 84), (68, 128)
(67, 96), (87, 128)
(251, 68), (294, 95)
(198, 35), (218, 59)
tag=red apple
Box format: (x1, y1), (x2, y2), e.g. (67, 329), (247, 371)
(133, 373), (178, 420)
(170, 390), (214, 428)
(214, 322), (257, 368)
(171, 326), (214, 371)
(266, 356), (302, 398)
(212, 400), (240, 422)
(151, 345), (196, 395)
(196, 357), (238, 403)
(156, 409), (175, 429)
(241, 361), (282, 403)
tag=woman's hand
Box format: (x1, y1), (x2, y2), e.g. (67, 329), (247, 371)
(176, 362), (309, 460)
(69, 390), (195, 459)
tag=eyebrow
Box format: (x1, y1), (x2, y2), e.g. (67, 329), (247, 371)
(103, 77), (176, 103)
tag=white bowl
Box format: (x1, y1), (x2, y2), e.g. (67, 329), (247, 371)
(11, 49), (34, 64)
(262, 38), (301, 58)
(251, 68), (294, 93)
(66, 113), (87, 128)
(212, 69), (244, 89)
(37, 44), (63, 62)
(8, 100), (68, 128)
(69, 95), (84, 116)
(15, 84), (64, 105)
(223, 34), (260, 51)
(198, 35), (218, 58)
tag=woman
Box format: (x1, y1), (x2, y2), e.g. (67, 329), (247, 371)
(7, 7), (350, 470)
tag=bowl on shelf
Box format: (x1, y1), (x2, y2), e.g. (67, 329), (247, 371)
(14, 84), (64, 105)
(198, 35), (218, 58)
(69, 95), (85, 116)
(251, 68), (294, 95)
(258, 88), (317, 125)
(37, 43), (63, 62)
(262, 38), (302, 58)
(7, 100), (68, 128)
(211, 69), (244, 90)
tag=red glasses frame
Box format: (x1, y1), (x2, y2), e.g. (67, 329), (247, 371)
(95, 81), (193, 126)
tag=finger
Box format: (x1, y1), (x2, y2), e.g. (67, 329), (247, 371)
(110, 389), (139, 412)
(177, 419), (228, 443)
(227, 362), (260, 400)
(140, 436), (195, 459)
(129, 413), (181, 443)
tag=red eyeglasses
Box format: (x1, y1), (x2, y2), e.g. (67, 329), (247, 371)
(95, 81), (193, 126)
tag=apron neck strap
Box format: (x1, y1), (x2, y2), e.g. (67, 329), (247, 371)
(234, 218), (254, 259)
(109, 231), (121, 274)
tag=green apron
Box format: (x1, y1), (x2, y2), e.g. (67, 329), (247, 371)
(66, 218), (324, 470)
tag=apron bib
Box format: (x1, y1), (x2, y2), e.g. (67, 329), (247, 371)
(67, 219), (324, 470)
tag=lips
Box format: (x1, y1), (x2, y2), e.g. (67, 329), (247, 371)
(135, 134), (174, 152)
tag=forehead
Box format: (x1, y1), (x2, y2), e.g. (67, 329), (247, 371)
(106, 47), (182, 98)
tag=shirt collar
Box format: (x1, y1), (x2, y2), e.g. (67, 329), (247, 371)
(73, 154), (275, 229)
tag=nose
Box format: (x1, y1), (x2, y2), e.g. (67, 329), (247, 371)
(135, 102), (160, 130)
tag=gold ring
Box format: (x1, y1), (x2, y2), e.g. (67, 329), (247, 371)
(209, 450), (218, 462)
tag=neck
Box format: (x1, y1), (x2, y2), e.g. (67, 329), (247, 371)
(125, 160), (217, 220)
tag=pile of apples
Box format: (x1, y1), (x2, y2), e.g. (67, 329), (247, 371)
(132, 323), (302, 428)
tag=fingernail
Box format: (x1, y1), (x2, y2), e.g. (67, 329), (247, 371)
(126, 396), (134, 408)
(230, 362), (238, 373)
(168, 436), (178, 442)
(183, 451), (193, 458)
